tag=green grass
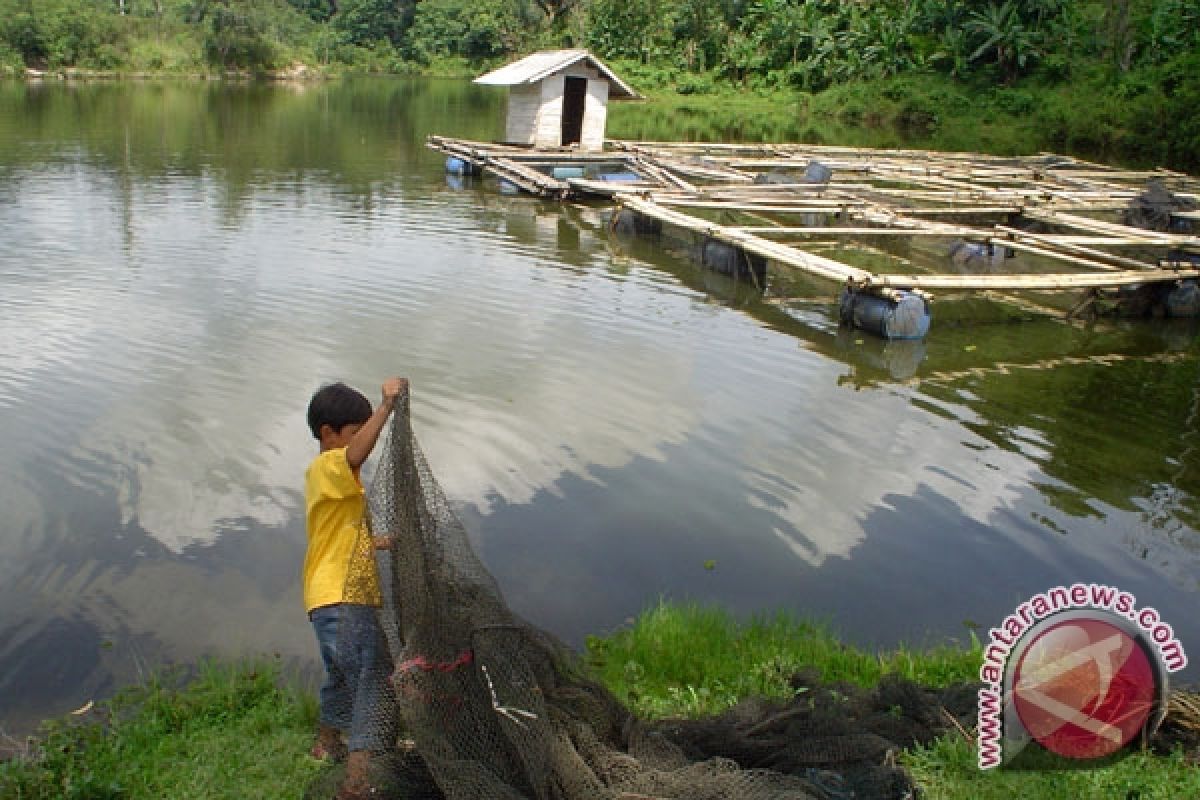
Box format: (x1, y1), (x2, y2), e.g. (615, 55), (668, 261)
(584, 600), (981, 717)
(2, 604), (1195, 799)
(0, 659), (323, 800)
(606, 66), (1199, 170)
(588, 601), (1200, 800)
(904, 733), (1200, 800)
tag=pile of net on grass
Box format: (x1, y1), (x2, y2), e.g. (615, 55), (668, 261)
(304, 393), (973, 800)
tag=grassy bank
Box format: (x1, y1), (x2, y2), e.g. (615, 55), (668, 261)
(6, 64), (1194, 171)
(2, 0), (1197, 169)
(0, 660), (324, 799)
(2, 603), (1197, 799)
(584, 601), (981, 718)
(4, 43), (1198, 170)
(588, 602), (1200, 800)
(603, 65), (1200, 170)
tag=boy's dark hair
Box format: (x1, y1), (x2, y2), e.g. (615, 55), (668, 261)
(307, 382), (372, 439)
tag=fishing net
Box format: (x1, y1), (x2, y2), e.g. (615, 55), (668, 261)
(1124, 182), (1196, 233)
(306, 390), (968, 800)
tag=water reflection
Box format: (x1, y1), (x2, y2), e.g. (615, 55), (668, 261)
(1, 80), (1198, 743)
(644, 230), (1200, 594)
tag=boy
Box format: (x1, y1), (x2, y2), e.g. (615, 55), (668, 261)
(304, 377), (405, 799)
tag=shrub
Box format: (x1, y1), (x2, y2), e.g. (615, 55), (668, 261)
(332, 0), (412, 49)
(990, 88), (1036, 115)
(675, 72), (716, 95)
(127, 37), (204, 72)
(41, 1), (124, 68)
(0, 40), (22, 73)
(405, 0), (531, 63)
(0, 10), (45, 65)
(205, 5), (277, 69)
(86, 41), (124, 70)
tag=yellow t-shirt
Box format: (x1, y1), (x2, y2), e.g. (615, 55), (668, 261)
(303, 447), (382, 613)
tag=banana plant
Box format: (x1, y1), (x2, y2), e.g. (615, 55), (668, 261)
(967, 0), (1041, 83)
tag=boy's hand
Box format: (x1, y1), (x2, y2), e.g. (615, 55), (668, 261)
(347, 377), (408, 470)
(381, 377), (408, 407)
(373, 535), (394, 551)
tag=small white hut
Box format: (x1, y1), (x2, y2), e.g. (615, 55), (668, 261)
(474, 50), (639, 152)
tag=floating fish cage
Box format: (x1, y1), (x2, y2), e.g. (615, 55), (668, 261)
(427, 135), (1200, 339)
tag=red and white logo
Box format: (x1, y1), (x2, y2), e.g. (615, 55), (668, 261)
(1011, 617), (1157, 760)
(976, 585), (1185, 769)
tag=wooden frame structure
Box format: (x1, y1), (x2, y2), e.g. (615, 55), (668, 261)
(428, 136), (1200, 312)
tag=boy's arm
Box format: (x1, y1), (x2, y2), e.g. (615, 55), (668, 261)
(346, 377), (408, 470)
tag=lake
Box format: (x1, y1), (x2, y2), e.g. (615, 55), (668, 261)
(1, 77), (1198, 739)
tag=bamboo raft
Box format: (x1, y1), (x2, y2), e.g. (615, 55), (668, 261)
(428, 135), (1200, 333)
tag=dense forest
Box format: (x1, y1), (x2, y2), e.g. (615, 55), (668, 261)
(0, 0), (1198, 167)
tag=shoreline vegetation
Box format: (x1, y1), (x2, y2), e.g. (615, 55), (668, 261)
(2, 602), (1198, 799)
(1, 1), (1198, 170)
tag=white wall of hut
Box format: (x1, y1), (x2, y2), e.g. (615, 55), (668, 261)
(503, 64), (610, 151)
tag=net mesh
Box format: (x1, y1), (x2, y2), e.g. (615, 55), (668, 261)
(1123, 181), (1197, 233)
(306, 391), (963, 800)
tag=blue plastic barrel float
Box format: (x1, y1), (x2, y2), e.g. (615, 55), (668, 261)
(701, 238), (766, 281)
(445, 156), (481, 176)
(838, 288), (932, 340)
(610, 209), (662, 236)
(1166, 280), (1200, 317)
(1116, 279), (1200, 317)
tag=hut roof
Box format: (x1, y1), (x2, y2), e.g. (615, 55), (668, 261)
(474, 50), (640, 99)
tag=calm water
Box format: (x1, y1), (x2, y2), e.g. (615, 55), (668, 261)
(2, 79), (1199, 737)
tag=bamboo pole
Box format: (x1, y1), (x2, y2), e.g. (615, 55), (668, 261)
(1022, 209), (1192, 244)
(850, 207), (969, 235)
(486, 157), (571, 197)
(902, 207), (1025, 215)
(727, 226), (983, 237)
(632, 157), (696, 193)
(654, 198), (862, 213)
(618, 196), (872, 284)
(732, 229), (1178, 246)
(990, 238), (1123, 272)
(993, 225), (1161, 271)
(567, 178), (654, 197)
(653, 158), (756, 183)
(868, 267), (1200, 291)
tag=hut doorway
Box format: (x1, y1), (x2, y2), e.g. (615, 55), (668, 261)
(561, 76), (587, 146)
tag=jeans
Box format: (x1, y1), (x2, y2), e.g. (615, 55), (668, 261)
(310, 603), (397, 752)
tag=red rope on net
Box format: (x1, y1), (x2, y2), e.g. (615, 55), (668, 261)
(395, 650), (474, 674)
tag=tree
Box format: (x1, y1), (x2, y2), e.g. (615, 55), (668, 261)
(967, 0), (1041, 83)
(405, 0), (529, 62)
(332, 0), (411, 47)
(584, 0), (660, 62)
(288, 0), (336, 22)
(740, 0), (811, 72)
(532, 0), (577, 27)
(0, 8), (47, 65)
(669, 0), (729, 71)
(203, 0), (276, 68)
